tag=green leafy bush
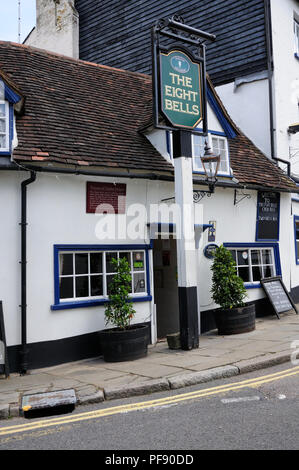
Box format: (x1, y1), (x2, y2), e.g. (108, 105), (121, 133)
(211, 245), (247, 310)
(104, 257), (136, 330)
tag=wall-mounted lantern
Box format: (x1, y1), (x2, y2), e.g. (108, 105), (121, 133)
(200, 140), (220, 193)
(193, 141), (220, 203)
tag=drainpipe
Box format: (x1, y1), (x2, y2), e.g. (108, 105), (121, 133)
(20, 171), (36, 375)
(264, 0), (276, 159)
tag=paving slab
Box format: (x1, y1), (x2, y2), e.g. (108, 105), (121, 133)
(1, 311), (299, 418)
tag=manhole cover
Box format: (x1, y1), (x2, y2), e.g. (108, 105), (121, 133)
(21, 389), (76, 412)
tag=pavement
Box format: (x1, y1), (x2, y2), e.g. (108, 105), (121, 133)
(1, 311), (299, 419)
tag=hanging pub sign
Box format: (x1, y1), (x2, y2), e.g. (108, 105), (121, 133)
(151, 17), (213, 134)
(159, 49), (204, 130)
(256, 191), (280, 241)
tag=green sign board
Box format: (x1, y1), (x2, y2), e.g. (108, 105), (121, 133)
(159, 49), (203, 129)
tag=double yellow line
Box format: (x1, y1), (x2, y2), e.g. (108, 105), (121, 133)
(0, 364), (298, 437)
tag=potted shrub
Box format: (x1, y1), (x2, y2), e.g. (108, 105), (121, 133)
(211, 245), (255, 335)
(100, 256), (149, 362)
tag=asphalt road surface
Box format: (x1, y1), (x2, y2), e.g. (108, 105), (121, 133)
(0, 362), (299, 451)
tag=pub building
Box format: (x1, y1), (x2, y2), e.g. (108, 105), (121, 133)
(0, 40), (298, 373)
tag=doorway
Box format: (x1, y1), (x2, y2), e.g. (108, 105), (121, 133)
(153, 236), (179, 339)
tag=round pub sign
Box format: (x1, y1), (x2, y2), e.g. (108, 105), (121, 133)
(159, 49), (203, 129)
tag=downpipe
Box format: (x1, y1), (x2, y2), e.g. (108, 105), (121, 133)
(20, 171), (36, 375)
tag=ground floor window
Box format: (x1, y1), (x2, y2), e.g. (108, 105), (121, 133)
(52, 245), (151, 309)
(224, 243), (280, 287)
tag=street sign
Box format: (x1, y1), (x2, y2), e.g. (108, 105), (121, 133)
(159, 49), (203, 129)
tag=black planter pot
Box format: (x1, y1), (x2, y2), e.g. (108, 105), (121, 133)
(213, 303), (256, 335)
(100, 324), (149, 362)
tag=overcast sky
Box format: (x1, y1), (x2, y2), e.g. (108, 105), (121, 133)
(0, 0), (36, 43)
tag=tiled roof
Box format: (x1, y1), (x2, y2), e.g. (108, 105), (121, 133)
(0, 42), (172, 173)
(0, 42), (296, 192)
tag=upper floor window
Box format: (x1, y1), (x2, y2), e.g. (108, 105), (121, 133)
(0, 101), (9, 152)
(192, 133), (230, 175)
(294, 18), (299, 56)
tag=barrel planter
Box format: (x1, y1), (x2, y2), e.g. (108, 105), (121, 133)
(213, 303), (256, 335)
(100, 324), (149, 362)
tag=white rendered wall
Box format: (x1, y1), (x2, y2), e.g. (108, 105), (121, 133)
(0, 170), (293, 347)
(216, 78), (271, 158)
(270, 0), (299, 168)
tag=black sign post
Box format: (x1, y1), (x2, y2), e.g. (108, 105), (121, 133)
(151, 16), (215, 350)
(261, 277), (298, 319)
(0, 301), (9, 378)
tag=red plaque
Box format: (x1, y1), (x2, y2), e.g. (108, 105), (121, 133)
(86, 182), (126, 214)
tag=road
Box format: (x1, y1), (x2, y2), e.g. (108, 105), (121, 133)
(0, 362), (299, 451)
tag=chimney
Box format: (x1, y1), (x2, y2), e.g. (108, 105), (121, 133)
(24, 0), (79, 59)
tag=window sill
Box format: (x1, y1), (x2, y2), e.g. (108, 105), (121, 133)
(51, 295), (152, 310)
(244, 283), (262, 289)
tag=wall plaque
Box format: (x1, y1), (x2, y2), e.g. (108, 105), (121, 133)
(86, 182), (126, 214)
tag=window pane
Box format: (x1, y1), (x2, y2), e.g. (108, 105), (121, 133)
(229, 250), (237, 263)
(238, 267), (250, 282)
(251, 249), (262, 266)
(119, 252), (131, 266)
(0, 134), (6, 148)
(60, 277), (73, 299)
(297, 241), (299, 258)
(75, 253), (88, 274)
(60, 253), (73, 275)
(296, 222), (299, 240)
(133, 272), (146, 293)
(252, 265), (263, 282)
(263, 265), (274, 278)
(262, 249), (272, 265)
(0, 119), (6, 133)
(237, 250), (249, 266)
(133, 252), (144, 271)
(106, 274), (116, 294)
(90, 253), (102, 274)
(106, 253), (117, 273)
(90, 275), (103, 296)
(0, 104), (5, 117)
(75, 276), (89, 297)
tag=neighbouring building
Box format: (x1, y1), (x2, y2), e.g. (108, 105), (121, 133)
(0, 41), (298, 373)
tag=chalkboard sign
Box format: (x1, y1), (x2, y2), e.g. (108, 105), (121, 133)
(261, 277), (298, 319)
(256, 191), (280, 241)
(0, 302), (9, 378)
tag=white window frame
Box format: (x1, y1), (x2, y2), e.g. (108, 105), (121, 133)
(192, 133), (230, 176)
(58, 249), (147, 303)
(227, 246), (276, 285)
(0, 100), (9, 152)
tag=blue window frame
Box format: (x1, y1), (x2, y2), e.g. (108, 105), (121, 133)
(51, 244), (152, 310)
(223, 242), (281, 289)
(294, 216), (299, 265)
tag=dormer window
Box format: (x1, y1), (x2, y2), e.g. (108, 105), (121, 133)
(192, 133), (230, 176)
(0, 101), (9, 152)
